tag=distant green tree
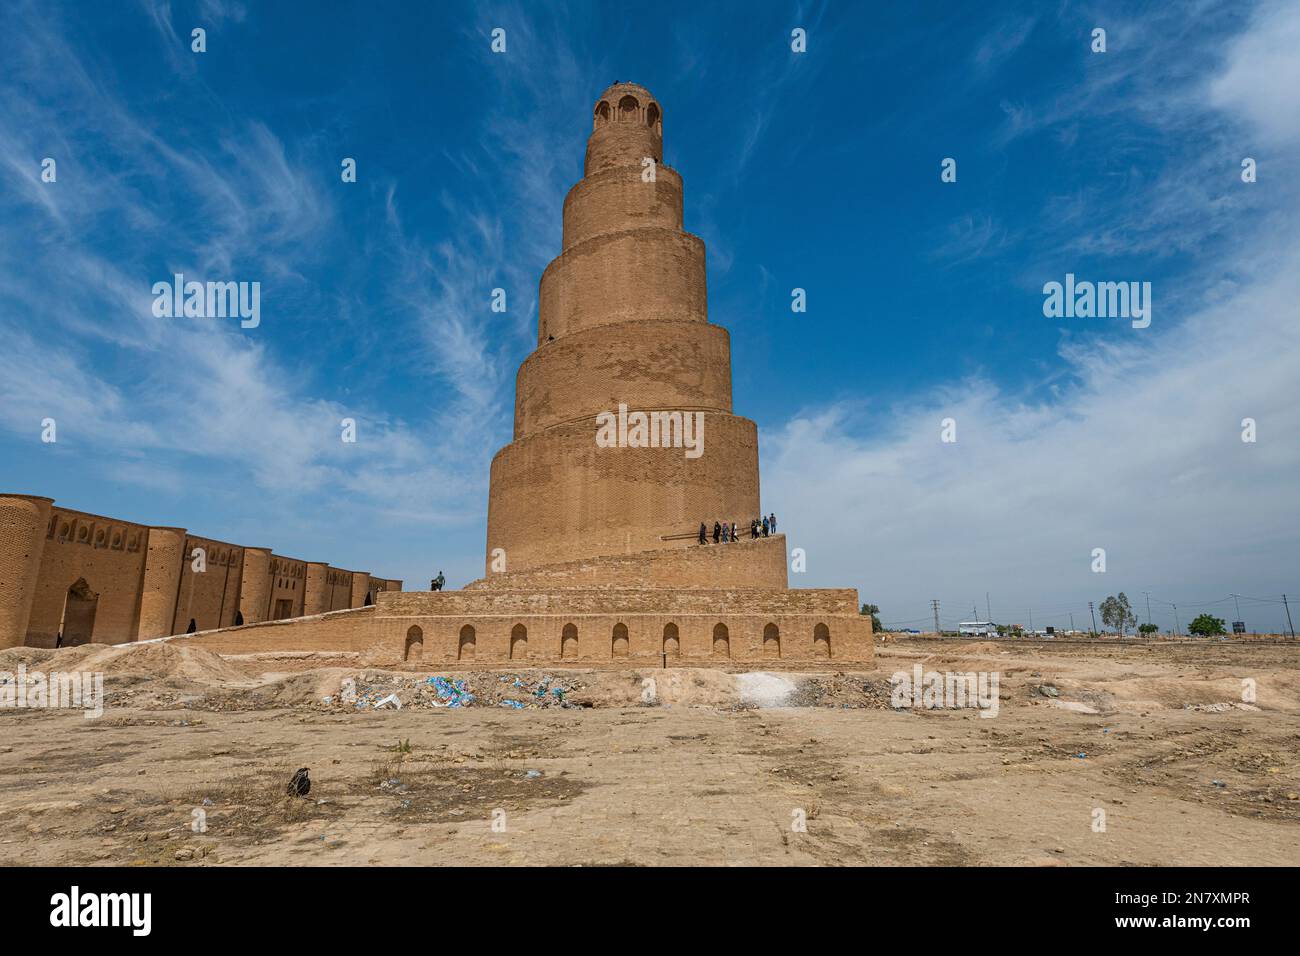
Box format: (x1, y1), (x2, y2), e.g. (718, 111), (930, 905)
(1099, 592), (1138, 637)
(1188, 614), (1227, 636)
(860, 603), (882, 633)
(1138, 623), (1159, 635)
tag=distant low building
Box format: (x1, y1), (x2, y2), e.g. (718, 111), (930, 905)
(958, 621), (998, 636)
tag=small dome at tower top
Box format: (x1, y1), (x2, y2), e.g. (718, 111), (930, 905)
(597, 81), (657, 106)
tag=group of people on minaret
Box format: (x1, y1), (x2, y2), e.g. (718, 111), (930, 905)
(698, 513), (777, 545)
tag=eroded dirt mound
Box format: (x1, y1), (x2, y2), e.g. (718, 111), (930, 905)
(30, 642), (249, 684)
(0, 647), (57, 670)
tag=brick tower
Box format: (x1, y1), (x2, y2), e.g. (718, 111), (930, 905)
(56, 83), (874, 666)
(485, 82), (769, 581)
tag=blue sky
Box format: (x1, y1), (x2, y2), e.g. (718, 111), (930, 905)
(2, 0), (1298, 632)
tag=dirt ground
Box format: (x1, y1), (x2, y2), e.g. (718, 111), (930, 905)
(2, 637), (1298, 866)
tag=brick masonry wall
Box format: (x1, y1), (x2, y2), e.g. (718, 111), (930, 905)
(238, 547), (273, 624)
(174, 606), (379, 655)
(326, 568), (354, 611)
(0, 497), (398, 647)
(487, 413), (761, 574)
(170, 589), (872, 668)
(468, 533), (788, 591)
(368, 611), (870, 667)
(26, 507), (150, 647)
(584, 83), (663, 175)
(268, 557), (307, 619)
(173, 536), (245, 633)
(561, 164), (682, 252)
(539, 228), (707, 341)
(514, 320), (733, 438)
(0, 495), (53, 649)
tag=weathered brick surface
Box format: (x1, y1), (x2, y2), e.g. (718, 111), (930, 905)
(561, 164), (682, 251)
(172, 589), (870, 667)
(539, 228), (708, 340)
(468, 534), (788, 591)
(584, 82), (662, 175)
(173, 606), (379, 655)
(0, 498), (399, 648)
(0, 495), (53, 650)
(515, 320), (732, 438)
(487, 414), (761, 574)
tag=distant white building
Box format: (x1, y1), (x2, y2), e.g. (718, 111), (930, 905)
(958, 621), (998, 636)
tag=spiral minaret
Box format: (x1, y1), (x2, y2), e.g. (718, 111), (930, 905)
(486, 83), (764, 577)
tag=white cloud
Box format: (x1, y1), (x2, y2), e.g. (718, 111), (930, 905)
(768, 233), (1300, 626)
(1208, 0), (1300, 144)
(765, 2), (1300, 631)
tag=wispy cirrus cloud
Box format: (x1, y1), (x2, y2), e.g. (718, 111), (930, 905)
(766, 0), (1300, 631)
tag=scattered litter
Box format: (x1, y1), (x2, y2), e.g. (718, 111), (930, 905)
(488, 673), (583, 709)
(427, 676), (474, 708)
(373, 693), (402, 710)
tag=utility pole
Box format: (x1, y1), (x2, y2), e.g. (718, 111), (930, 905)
(1143, 591), (1152, 628)
(1069, 612), (1075, 633)
(986, 592), (991, 622)
(931, 599), (941, 636)
(1284, 594), (1296, 640)
(1088, 601), (1097, 636)
(1172, 602), (1180, 636)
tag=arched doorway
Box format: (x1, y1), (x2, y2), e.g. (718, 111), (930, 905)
(712, 622), (730, 658)
(510, 623), (528, 660)
(763, 622), (781, 659)
(561, 623), (578, 659)
(662, 622), (680, 659)
(813, 622), (831, 658)
(458, 624), (476, 661)
(404, 625), (424, 662)
(612, 622), (629, 658)
(60, 578), (98, 646)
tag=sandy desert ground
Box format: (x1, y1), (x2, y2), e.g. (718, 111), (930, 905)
(1, 637), (1298, 866)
